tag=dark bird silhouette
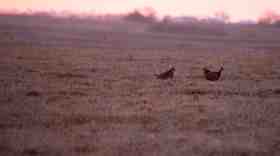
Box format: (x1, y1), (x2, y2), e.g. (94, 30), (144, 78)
(156, 67), (175, 80)
(203, 67), (224, 81)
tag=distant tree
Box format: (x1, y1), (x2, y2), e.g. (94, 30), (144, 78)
(123, 7), (157, 24)
(258, 17), (273, 25)
(258, 10), (280, 25)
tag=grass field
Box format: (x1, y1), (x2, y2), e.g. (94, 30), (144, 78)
(0, 15), (280, 156)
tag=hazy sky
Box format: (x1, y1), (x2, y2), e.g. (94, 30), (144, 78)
(1, 0), (280, 21)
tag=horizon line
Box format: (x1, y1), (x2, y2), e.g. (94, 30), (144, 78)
(0, 8), (262, 23)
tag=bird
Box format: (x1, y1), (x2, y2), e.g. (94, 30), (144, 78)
(155, 67), (175, 80)
(203, 67), (224, 81)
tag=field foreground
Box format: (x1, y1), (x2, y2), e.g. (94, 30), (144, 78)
(0, 25), (280, 155)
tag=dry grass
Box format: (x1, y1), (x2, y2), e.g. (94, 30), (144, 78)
(0, 41), (280, 156)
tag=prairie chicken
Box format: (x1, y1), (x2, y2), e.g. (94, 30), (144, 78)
(156, 67), (175, 80)
(203, 67), (223, 81)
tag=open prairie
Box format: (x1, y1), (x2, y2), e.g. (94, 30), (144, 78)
(0, 15), (280, 156)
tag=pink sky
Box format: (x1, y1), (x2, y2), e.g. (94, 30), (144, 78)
(1, 0), (280, 21)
